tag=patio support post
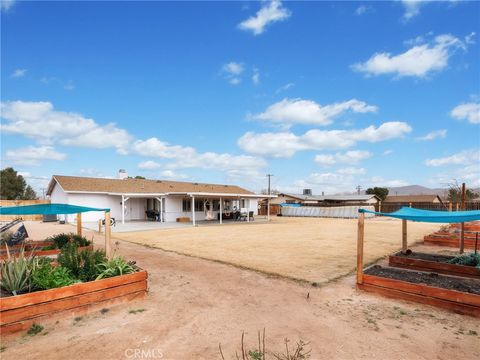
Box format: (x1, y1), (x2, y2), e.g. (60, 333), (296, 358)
(356, 212), (365, 285)
(267, 198), (270, 221)
(76, 213), (82, 237)
(105, 210), (112, 259)
(191, 196), (196, 227)
(247, 199), (250, 222)
(219, 197), (223, 224)
(402, 220), (407, 253)
(121, 194), (125, 225)
(159, 197), (163, 222)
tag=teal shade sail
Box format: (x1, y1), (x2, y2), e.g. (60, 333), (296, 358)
(359, 207), (480, 223)
(0, 203), (109, 215)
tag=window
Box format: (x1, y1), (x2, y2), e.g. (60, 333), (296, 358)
(213, 200), (220, 211)
(182, 199), (191, 212)
(240, 199), (246, 208)
(285, 200), (296, 204)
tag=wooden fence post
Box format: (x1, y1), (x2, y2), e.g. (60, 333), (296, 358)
(98, 219), (102, 233)
(105, 211), (112, 259)
(460, 183), (466, 254)
(356, 212), (365, 285)
(76, 213), (82, 237)
(402, 220), (407, 253)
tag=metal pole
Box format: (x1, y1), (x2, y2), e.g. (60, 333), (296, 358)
(219, 197), (223, 224)
(191, 196), (196, 226)
(266, 174), (273, 195)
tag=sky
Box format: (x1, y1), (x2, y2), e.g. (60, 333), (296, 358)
(1, 0), (479, 196)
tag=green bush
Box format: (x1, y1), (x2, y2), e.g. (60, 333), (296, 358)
(78, 249), (107, 281)
(447, 252), (480, 267)
(46, 233), (91, 249)
(57, 243), (107, 281)
(32, 262), (75, 290)
(0, 247), (36, 295)
(96, 256), (134, 280)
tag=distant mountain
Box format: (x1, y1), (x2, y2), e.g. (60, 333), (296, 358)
(386, 185), (448, 196)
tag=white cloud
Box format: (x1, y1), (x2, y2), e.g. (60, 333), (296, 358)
(416, 129), (447, 141)
(5, 146), (66, 166)
(450, 102), (480, 124)
(252, 68), (260, 85)
(355, 5), (371, 16)
(337, 167), (367, 175)
(222, 61), (244, 85)
(0, 101), (132, 152)
(383, 149), (393, 156)
(132, 137), (267, 174)
(238, 121), (412, 158)
(238, 0), (291, 35)
(249, 98), (378, 127)
(223, 62), (244, 76)
(275, 83), (294, 94)
(352, 34), (466, 78)
(138, 160), (162, 170)
(314, 150), (372, 166)
(401, 0), (426, 20)
(0, 0), (15, 11)
(160, 170), (188, 180)
(425, 149), (480, 167)
(11, 69), (27, 78)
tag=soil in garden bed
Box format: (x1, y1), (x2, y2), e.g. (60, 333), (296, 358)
(365, 265), (480, 295)
(395, 251), (455, 263)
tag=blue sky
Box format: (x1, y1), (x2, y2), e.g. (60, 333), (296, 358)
(1, 0), (479, 195)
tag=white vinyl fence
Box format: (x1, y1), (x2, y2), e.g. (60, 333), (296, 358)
(280, 205), (375, 219)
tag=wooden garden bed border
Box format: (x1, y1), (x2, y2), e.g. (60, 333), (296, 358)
(358, 273), (480, 317)
(0, 270), (148, 334)
(423, 235), (480, 250)
(388, 253), (480, 279)
(0, 245), (93, 260)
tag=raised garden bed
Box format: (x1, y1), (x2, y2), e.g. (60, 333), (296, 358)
(424, 235), (480, 250)
(389, 251), (480, 279)
(0, 270), (148, 334)
(358, 265), (480, 317)
(0, 245), (93, 260)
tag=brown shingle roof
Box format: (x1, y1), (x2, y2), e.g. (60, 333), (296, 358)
(383, 195), (442, 203)
(47, 175), (254, 196)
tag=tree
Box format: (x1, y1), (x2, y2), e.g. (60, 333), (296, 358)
(366, 187), (389, 201)
(0, 167), (38, 200)
(447, 181), (478, 203)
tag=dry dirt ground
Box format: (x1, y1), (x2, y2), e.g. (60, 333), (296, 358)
(113, 216), (441, 284)
(1, 219), (479, 360)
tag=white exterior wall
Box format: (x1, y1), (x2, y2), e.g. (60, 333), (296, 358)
(50, 182), (261, 223)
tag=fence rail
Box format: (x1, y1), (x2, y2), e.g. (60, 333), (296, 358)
(0, 199), (50, 221)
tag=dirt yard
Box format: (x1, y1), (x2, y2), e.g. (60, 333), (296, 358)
(1, 219), (479, 360)
(113, 216), (441, 284)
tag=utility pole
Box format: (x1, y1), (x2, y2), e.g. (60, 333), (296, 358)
(356, 185), (362, 195)
(266, 174), (274, 195)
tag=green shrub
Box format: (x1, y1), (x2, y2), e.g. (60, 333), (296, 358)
(57, 243), (107, 281)
(447, 253), (480, 267)
(78, 249), (107, 281)
(0, 230), (13, 245)
(32, 262), (75, 290)
(46, 233), (91, 249)
(0, 247), (36, 295)
(96, 256), (134, 280)
(27, 323), (44, 336)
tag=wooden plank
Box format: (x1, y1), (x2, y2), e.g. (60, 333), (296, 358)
(362, 274), (480, 307)
(77, 213), (82, 237)
(0, 245), (93, 261)
(356, 212), (365, 284)
(1, 280), (147, 325)
(0, 270), (147, 311)
(358, 283), (480, 317)
(105, 211), (112, 259)
(389, 255), (480, 278)
(424, 236), (480, 250)
(0, 291), (146, 335)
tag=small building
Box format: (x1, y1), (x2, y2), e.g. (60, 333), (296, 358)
(47, 173), (273, 224)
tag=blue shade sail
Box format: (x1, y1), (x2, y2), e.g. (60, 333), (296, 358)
(359, 207), (480, 223)
(0, 203), (109, 215)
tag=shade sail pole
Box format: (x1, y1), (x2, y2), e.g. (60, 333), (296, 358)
(356, 212), (365, 285)
(460, 182), (466, 254)
(402, 220), (407, 253)
(76, 213), (82, 237)
(105, 210), (112, 259)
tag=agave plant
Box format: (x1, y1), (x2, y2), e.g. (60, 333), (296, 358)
(95, 256), (134, 280)
(0, 246), (36, 295)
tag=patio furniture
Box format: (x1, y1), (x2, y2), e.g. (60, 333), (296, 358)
(249, 211), (254, 221)
(145, 210), (159, 221)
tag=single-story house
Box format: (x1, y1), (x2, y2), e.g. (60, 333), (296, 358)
(47, 173), (275, 225)
(383, 195), (443, 204)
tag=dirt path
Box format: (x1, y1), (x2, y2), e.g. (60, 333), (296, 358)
(1, 222), (479, 360)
